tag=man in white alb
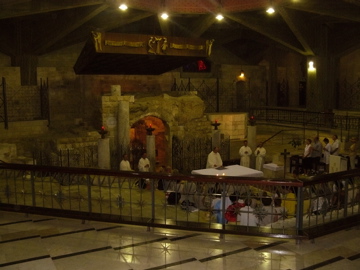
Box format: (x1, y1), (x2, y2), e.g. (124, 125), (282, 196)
(239, 140), (252, 168)
(120, 154), (133, 171)
(138, 152), (150, 172)
(254, 142), (266, 171)
(206, 146), (223, 168)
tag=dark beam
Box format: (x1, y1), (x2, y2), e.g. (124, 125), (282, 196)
(0, 0), (105, 19)
(277, 7), (315, 55)
(34, 4), (109, 54)
(226, 13), (308, 55)
(284, 0), (360, 23)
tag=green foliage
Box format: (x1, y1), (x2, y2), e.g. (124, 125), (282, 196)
(289, 138), (302, 148)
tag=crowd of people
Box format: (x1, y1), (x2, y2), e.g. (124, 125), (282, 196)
(206, 141), (267, 172)
(301, 134), (358, 175)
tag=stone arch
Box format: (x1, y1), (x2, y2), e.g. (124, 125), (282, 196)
(130, 115), (170, 171)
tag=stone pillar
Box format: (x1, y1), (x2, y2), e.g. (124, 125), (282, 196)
(111, 85), (121, 96)
(211, 121), (221, 149)
(118, 100), (130, 156)
(98, 138), (110, 169)
(146, 135), (156, 172)
(247, 125), (257, 168)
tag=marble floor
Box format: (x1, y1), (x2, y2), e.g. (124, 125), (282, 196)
(0, 210), (359, 270)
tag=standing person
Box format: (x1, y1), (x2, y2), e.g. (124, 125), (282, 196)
(331, 134), (340, 156)
(239, 140), (252, 168)
(120, 153), (133, 171)
(302, 139), (313, 175)
(349, 137), (358, 169)
(254, 142), (266, 171)
(311, 136), (322, 171)
(323, 138), (331, 173)
(206, 146), (223, 168)
(138, 152), (150, 172)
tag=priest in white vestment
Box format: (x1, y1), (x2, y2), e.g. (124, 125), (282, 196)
(138, 152), (150, 172)
(206, 146), (223, 168)
(239, 140), (252, 168)
(254, 142), (266, 171)
(120, 154), (133, 171)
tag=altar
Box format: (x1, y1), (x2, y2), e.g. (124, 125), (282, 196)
(191, 165), (264, 177)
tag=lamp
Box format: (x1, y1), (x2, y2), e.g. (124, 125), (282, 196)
(118, 3), (128, 11)
(266, 1), (275, 14)
(216, 13), (224, 21)
(308, 61), (316, 71)
(160, 0), (169, 20)
(236, 69), (245, 81)
(160, 12), (169, 20)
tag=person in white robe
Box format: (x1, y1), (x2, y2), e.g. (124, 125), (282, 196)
(254, 142), (266, 171)
(206, 146), (223, 168)
(138, 152), (150, 172)
(239, 140), (252, 167)
(120, 154), (133, 171)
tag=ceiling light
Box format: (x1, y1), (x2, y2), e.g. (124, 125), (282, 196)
(119, 4), (128, 11)
(161, 12), (169, 20)
(216, 14), (224, 21)
(266, 7), (275, 14)
(308, 61), (316, 71)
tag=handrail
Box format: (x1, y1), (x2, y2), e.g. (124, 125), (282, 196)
(1, 162), (359, 240)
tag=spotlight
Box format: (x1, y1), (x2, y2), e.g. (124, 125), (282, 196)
(216, 14), (224, 21)
(266, 7), (275, 14)
(119, 4), (128, 11)
(161, 12), (169, 20)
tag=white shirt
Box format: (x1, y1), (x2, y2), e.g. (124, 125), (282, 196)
(206, 151), (223, 168)
(120, 160), (132, 171)
(138, 157), (150, 172)
(331, 139), (340, 156)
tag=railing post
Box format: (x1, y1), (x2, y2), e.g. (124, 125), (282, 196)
(295, 186), (304, 237)
(220, 182), (227, 239)
(148, 179), (155, 231)
(2, 77), (9, 129)
(31, 171), (36, 207)
(87, 175), (92, 215)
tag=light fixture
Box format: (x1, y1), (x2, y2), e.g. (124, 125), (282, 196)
(236, 70), (245, 81)
(308, 61), (316, 71)
(118, 3), (128, 11)
(216, 13), (224, 21)
(266, 6), (275, 14)
(160, 0), (169, 20)
(266, 0), (275, 14)
(160, 12), (169, 20)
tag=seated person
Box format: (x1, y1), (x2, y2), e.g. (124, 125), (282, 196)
(238, 199), (258, 226)
(212, 195), (232, 224)
(225, 194), (245, 223)
(258, 194), (273, 226)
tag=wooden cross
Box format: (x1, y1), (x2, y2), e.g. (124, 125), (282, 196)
(281, 149), (290, 178)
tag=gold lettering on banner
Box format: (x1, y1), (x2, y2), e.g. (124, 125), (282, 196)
(104, 40), (145, 48)
(170, 43), (204, 50)
(92, 31), (102, 51)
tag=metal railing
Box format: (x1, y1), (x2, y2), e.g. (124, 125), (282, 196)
(1, 162), (359, 240)
(250, 107), (360, 138)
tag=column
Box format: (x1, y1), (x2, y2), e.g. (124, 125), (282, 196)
(211, 120), (221, 149)
(118, 100), (130, 156)
(98, 137), (110, 169)
(247, 124), (257, 169)
(146, 134), (156, 172)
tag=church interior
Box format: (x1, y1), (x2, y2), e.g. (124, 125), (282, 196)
(1, 0), (360, 269)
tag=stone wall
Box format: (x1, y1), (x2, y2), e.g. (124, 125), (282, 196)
(101, 91), (212, 144)
(207, 113), (248, 140)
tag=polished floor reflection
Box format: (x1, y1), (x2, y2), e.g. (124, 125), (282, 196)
(0, 210), (359, 270)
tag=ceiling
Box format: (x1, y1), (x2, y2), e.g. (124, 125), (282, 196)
(0, 0), (360, 70)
